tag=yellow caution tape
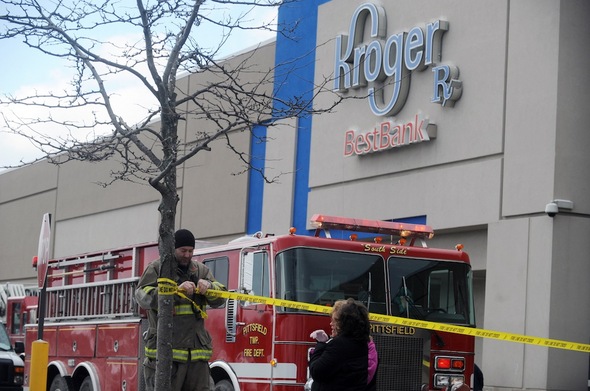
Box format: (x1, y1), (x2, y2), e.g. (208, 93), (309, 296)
(157, 278), (177, 295)
(206, 290), (590, 354)
(158, 278), (208, 319)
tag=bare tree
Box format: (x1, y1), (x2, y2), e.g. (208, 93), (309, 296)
(0, 0), (340, 389)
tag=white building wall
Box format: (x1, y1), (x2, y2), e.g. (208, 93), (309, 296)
(53, 202), (160, 257)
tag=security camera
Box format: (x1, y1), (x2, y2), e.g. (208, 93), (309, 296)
(545, 199), (574, 217)
(545, 202), (559, 217)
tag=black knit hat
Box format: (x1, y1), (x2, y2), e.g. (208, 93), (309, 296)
(175, 229), (195, 249)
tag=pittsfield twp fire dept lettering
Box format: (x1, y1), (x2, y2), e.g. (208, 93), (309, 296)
(334, 3), (463, 116)
(243, 323), (267, 358)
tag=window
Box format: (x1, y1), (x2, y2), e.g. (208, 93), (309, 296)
(11, 302), (21, 334)
(203, 257), (229, 309)
(240, 251), (269, 299)
(0, 324), (11, 350)
(276, 248), (386, 314)
(203, 256), (229, 288)
(388, 257), (474, 325)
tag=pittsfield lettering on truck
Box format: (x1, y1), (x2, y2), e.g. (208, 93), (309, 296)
(371, 324), (416, 336)
(242, 323), (268, 336)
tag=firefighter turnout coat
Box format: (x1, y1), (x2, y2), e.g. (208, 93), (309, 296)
(135, 258), (227, 363)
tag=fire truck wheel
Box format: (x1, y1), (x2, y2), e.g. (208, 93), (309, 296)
(49, 375), (70, 391)
(214, 379), (234, 391)
(79, 376), (94, 391)
(79, 376), (93, 391)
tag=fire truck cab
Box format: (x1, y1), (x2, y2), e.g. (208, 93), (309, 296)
(5, 296), (37, 351)
(199, 215), (476, 391)
(1, 283), (36, 357)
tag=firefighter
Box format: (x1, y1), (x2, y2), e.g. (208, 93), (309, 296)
(135, 229), (227, 391)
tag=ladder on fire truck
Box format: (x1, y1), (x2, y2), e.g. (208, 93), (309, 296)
(43, 248), (142, 322)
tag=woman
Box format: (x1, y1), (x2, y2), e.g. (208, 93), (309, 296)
(308, 298), (373, 391)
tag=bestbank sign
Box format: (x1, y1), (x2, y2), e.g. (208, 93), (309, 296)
(334, 3), (462, 156)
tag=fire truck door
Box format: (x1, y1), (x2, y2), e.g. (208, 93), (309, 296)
(231, 250), (274, 381)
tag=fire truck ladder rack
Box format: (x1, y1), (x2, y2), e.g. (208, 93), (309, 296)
(44, 251), (140, 322)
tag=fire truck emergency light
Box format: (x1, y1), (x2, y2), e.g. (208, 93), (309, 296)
(310, 214), (434, 239)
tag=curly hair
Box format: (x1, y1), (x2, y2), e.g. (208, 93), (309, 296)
(331, 298), (370, 341)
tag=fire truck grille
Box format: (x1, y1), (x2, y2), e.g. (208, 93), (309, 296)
(0, 358), (15, 385)
(373, 334), (424, 391)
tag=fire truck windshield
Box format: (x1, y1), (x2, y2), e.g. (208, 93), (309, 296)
(276, 248), (387, 314)
(274, 248), (474, 326)
(389, 257), (475, 326)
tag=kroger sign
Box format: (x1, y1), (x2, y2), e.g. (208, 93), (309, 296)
(334, 3), (462, 117)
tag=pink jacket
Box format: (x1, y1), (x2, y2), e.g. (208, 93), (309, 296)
(368, 340), (378, 383)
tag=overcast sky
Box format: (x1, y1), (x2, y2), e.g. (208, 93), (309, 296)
(0, 4), (277, 170)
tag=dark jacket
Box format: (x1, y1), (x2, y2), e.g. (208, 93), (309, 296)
(309, 336), (368, 391)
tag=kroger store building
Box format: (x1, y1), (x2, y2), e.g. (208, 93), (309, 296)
(1, 1), (589, 390)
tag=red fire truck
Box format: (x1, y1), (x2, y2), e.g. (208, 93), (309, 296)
(5, 296), (37, 350)
(19, 214), (476, 391)
(1, 283), (38, 348)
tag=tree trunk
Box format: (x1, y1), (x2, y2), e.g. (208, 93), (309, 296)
(153, 118), (180, 389)
(154, 188), (178, 389)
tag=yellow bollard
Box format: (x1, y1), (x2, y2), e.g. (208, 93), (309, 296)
(29, 340), (49, 391)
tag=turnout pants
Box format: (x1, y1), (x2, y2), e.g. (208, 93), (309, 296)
(143, 358), (213, 391)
